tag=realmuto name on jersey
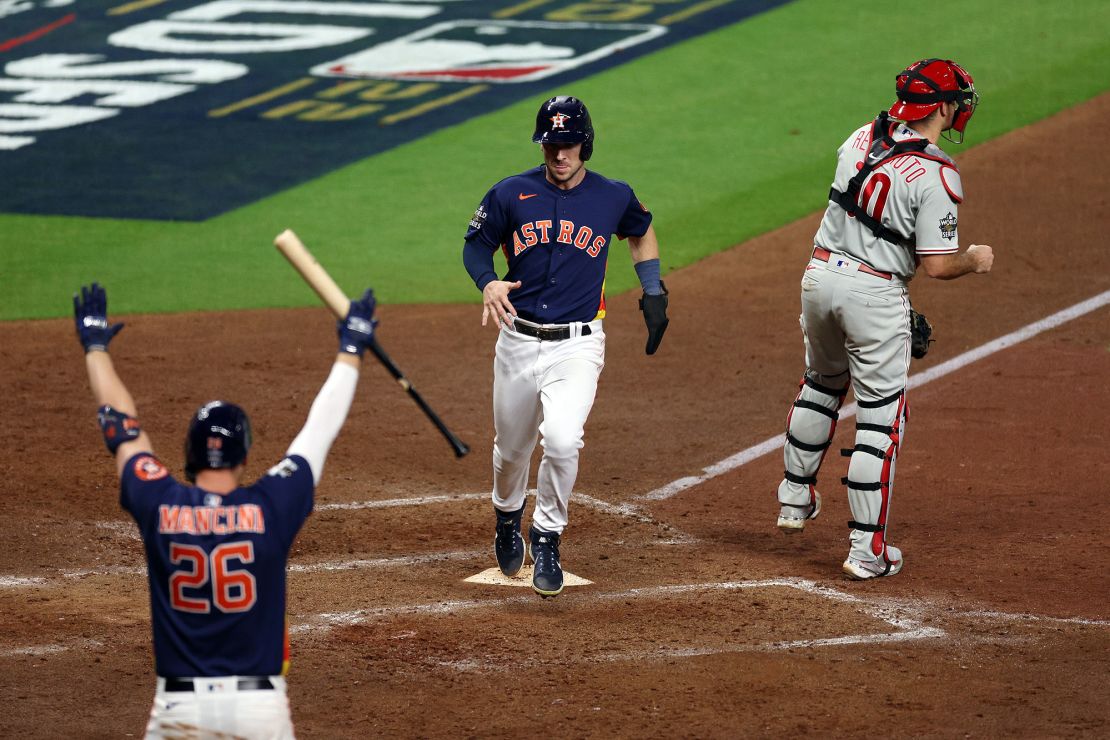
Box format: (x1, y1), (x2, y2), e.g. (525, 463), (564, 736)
(512, 219), (606, 257)
(158, 504), (266, 535)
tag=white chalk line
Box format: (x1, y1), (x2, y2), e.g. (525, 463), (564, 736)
(289, 549), (482, 574)
(318, 489), (673, 531)
(94, 520), (140, 540)
(83, 488), (682, 545)
(7, 577), (1106, 663)
(0, 638), (103, 659)
(0, 576), (47, 588)
(0, 644), (68, 658)
(638, 289), (1110, 502)
(290, 578), (915, 637)
(315, 492), (487, 511)
(294, 577), (1106, 673)
(948, 610), (1109, 627)
(0, 532), (697, 589)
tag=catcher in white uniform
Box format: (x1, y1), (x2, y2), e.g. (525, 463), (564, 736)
(776, 58), (994, 579)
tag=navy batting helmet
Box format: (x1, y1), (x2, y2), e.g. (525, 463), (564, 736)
(184, 401), (252, 482)
(532, 96), (594, 161)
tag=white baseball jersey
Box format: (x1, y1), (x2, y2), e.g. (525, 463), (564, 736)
(815, 119), (963, 278)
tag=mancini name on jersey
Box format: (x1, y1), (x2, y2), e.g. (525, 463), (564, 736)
(158, 504), (266, 535)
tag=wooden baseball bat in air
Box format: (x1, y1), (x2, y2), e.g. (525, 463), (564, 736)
(274, 229), (470, 458)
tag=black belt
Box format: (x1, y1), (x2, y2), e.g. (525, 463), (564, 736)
(165, 677), (275, 692)
(513, 321), (591, 341)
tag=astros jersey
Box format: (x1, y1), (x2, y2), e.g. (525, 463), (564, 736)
(815, 118), (963, 278)
(120, 453), (314, 678)
(466, 165), (652, 324)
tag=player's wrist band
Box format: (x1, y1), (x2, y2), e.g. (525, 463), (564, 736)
(98, 405), (141, 454)
(634, 258), (663, 295)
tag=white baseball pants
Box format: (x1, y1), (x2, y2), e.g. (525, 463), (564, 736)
(787, 255), (912, 565)
(144, 676), (294, 739)
(491, 320), (605, 534)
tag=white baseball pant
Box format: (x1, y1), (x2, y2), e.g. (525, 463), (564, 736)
(144, 676), (294, 739)
(785, 254), (912, 565)
(491, 319), (605, 534)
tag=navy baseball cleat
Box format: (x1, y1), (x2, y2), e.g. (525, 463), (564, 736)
(493, 505), (525, 577)
(529, 526), (563, 597)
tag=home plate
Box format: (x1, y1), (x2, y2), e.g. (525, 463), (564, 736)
(464, 566), (593, 588)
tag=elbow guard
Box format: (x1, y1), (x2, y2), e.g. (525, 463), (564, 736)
(98, 405), (141, 454)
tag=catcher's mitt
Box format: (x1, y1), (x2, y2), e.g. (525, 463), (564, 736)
(910, 309), (933, 359)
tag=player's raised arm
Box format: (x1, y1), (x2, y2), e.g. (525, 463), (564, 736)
(73, 283), (153, 478)
(286, 288), (377, 484)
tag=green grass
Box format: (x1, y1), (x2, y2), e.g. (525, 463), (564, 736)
(4, 0), (1109, 320)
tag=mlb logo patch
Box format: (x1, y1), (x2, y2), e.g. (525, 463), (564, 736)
(312, 20), (666, 83)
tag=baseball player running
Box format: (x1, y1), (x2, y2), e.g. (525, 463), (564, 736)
(74, 282), (378, 738)
(776, 59), (994, 579)
(463, 96), (670, 597)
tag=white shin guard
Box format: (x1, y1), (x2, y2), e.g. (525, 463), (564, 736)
(843, 390), (907, 563)
(780, 371), (848, 506)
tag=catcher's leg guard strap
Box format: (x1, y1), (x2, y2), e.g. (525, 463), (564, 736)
(845, 391), (907, 560)
(842, 477), (884, 490)
(780, 370), (847, 503)
(805, 376), (850, 398)
(841, 444), (886, 459)
(784, 470), (817, 486)
(856, 389), (905, 408)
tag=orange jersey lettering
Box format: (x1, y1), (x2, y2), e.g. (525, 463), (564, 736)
(158, 504), (266, 535)
(557, 220), (575, 244)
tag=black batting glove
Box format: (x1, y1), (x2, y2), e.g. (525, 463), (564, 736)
(337, 288), (378, 357)
(639, 280), (669, 355)
(73, 282), (124, 353)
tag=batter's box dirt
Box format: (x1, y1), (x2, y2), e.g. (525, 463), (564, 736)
(297, 579), (939, 674)
(283, 535), (702, 615)
(291, 490), (687, 567)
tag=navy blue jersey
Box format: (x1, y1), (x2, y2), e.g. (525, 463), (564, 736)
(465, 166), (652, 324)
(120, 453), (314, 678)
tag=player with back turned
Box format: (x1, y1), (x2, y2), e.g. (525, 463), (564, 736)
(463, 96), (670, 597)
(73, 281), (379, 738)
(773, 59), (994, 579)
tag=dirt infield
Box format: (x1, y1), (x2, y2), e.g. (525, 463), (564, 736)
(2, 93), (1109, 738)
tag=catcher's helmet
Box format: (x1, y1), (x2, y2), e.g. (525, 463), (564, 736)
(184, 401), (252, 482)
(532, 96), (594, 161)
(889, 59), (978, 143)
